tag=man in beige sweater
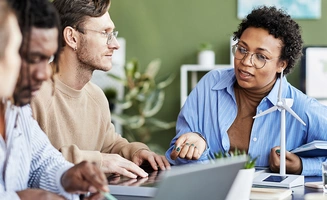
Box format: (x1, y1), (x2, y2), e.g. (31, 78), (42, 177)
(31, 0), (170, 179)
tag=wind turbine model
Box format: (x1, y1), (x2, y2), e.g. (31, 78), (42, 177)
(252, 70), (306, 188)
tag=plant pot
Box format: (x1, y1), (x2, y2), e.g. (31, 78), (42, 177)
(225, 168), (255, 200)
(198, 50), (215, 67)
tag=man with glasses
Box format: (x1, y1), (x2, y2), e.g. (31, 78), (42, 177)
(75, 26), (119, 46)
(166, 6), (327, 176)
(31, 0), (170, 179)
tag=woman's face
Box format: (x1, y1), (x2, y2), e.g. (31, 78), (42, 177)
(234, 27), (286, 91)
(0, 14), (22, 98)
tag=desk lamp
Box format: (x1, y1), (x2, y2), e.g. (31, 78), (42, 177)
(252, 70), (306, 188)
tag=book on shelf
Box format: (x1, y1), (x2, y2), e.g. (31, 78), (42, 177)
(250, 187), (292, 200)
(290, 140), (327, 157)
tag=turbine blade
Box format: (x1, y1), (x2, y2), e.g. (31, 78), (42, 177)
(283, 104), (306, 126)
(253, 106), (278, 119)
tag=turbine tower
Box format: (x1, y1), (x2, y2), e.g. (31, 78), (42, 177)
(252, 70), (306, 188)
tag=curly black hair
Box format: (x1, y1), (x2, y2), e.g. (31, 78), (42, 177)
(233, 6), (303, 75)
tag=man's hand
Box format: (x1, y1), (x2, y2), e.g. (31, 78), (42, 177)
(269, 146), (303, 175)
(101, 153), (148, 178)
(170, 132), (206, 160)
(132, 150), (171, 171)
(61, 161), (109, 196)
(17, 189), (65, 200)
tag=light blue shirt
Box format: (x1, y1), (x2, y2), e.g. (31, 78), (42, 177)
(166, 68), (327, 176)
(0, 102), (78, 200)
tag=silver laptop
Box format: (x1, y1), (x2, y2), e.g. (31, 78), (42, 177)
(108, 156), (247, 200)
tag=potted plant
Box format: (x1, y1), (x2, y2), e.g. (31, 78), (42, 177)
(211, 149), (257, 200)
(197, 42), (215, 67)
(105, 58), (176, 154)
(103, 87), (117, 111)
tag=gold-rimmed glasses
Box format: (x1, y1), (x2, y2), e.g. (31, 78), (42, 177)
(76, 27), (118, 45)
(232, 44), (280, 69)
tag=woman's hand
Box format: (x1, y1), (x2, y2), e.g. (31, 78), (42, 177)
(269, 146), (302, 175)
(170, 132), (206, 160)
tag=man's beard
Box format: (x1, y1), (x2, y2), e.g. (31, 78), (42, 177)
(13, 86), (31, 106)
(76, 39), (112, 72)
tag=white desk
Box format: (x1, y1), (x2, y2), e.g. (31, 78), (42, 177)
(109, 174), (322, 200)
(180, 64), (232, 107)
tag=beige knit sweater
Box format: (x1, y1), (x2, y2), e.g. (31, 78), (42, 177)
(31, 76), (149, 167)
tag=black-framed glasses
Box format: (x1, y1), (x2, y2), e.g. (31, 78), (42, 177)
(232, 44), (279, 69)
(76, 27), (118, 45)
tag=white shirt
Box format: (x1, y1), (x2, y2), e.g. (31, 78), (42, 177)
(0, 102), (78, 200)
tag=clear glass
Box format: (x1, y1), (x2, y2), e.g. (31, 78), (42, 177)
(76, 27), (118, 45)
(231, 44), (279, 69)
(322, 162), (327, 193)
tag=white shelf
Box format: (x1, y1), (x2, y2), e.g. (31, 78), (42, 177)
(180, 64), (232, 107)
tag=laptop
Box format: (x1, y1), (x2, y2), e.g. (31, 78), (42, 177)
(108, 156), (247, 200)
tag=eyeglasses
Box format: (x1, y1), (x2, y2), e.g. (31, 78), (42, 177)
(76, 27), (118, 45)
(232, 44), (279, 69)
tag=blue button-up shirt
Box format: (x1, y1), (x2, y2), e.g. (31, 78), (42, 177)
(166, 68), (327, 176)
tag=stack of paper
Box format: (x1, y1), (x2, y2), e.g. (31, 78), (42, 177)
(250, 187), (292, 200)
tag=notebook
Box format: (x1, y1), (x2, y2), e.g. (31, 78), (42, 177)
(290, 140), (327, 157)
(108, 156), (247, 200)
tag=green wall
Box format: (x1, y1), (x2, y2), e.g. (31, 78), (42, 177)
(110, 0), (327, 151)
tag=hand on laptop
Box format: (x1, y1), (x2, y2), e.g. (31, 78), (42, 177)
(108, 169), (160, 187)
(170, 132), (206, 160)
(109, 175), (149, 187)
(132, 150), (171, 171)
(101, 153), (148, 178)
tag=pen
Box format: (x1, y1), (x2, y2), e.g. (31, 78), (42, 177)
(275, 149), (280, 155)
(100, 191), (117, 200)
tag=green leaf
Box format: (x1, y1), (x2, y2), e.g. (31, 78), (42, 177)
(144, 58), (161, 79)
(211, 150), (258, 169)
(143, 90), (165, 117)
(107, 73), (125, 83)
(146, 118), (176, 130)
(198, 42), (213, 51)
(103, 58), (176, 143)
(125, 59), (138, 79)
(244, 156), (258, 169)
(157, 73), (176, 89)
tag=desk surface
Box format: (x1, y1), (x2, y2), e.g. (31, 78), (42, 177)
(109, 175), (324, 200)
(291, 176), (323, 200)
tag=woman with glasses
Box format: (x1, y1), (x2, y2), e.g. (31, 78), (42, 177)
(166, 6), (327, 176)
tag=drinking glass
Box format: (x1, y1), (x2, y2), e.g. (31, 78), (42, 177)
(322, 162), (327, 193)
